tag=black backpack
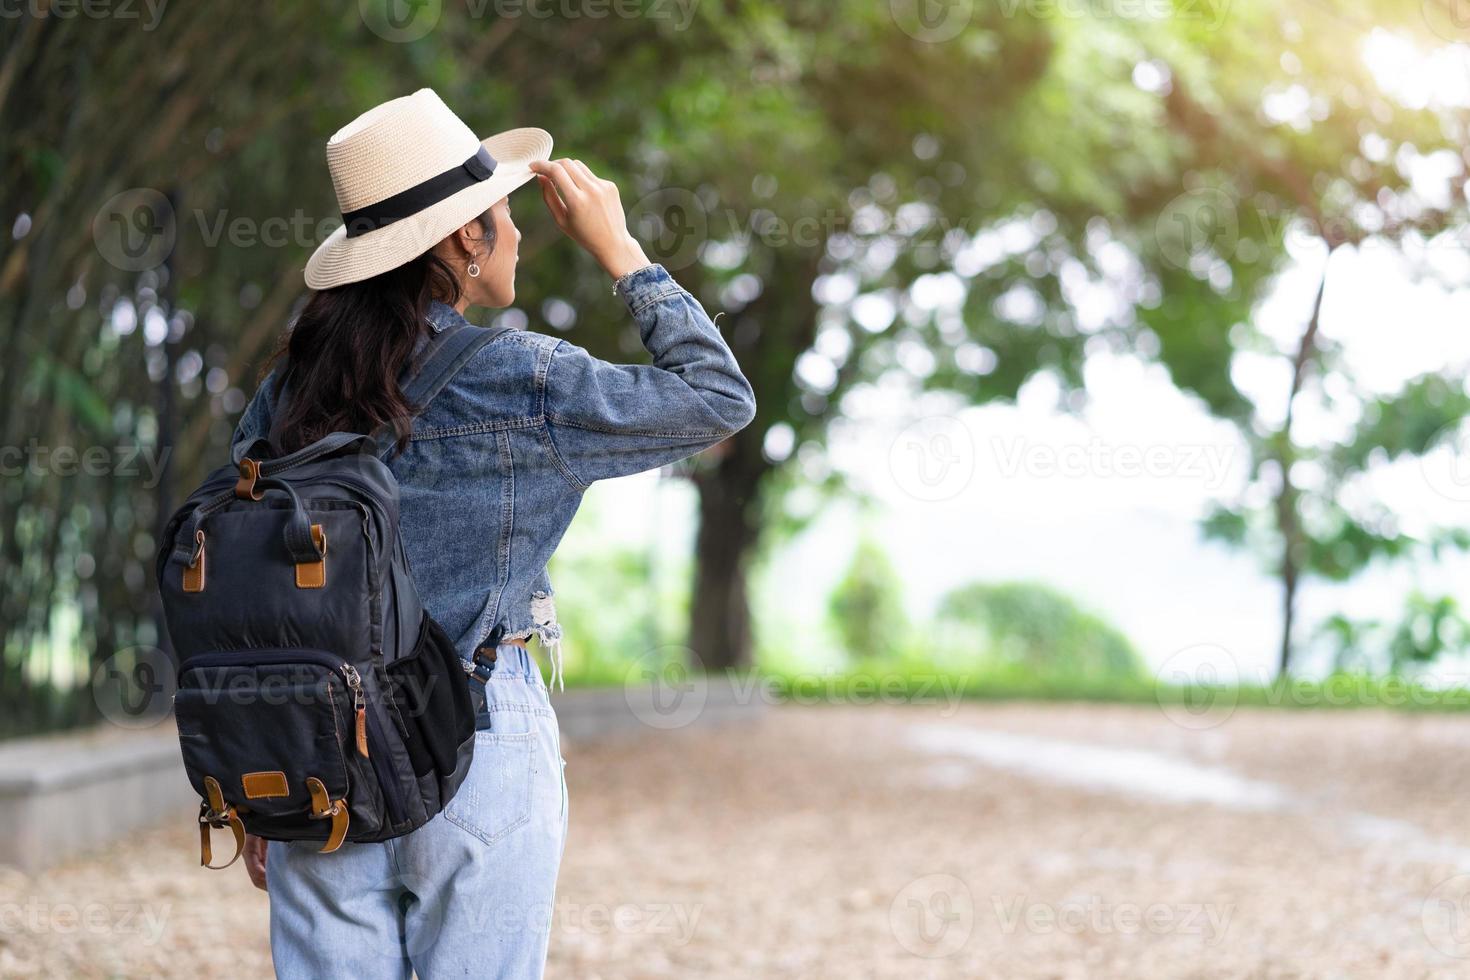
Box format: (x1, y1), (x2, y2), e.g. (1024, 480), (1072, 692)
(155, 323), (506, 868)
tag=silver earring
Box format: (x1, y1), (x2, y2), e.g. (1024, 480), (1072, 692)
(467, 261), (481, 278)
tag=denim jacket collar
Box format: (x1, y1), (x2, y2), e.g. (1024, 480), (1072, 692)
(426, 299), (465, 336)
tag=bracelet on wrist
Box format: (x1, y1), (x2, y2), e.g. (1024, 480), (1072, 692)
(611, 264), (655, 296)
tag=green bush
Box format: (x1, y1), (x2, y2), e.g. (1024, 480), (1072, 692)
(936, 581), (1144, 682)
(827, 537), (908, 662)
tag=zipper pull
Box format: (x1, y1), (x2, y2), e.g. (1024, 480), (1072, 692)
(344, 663), (369, 758)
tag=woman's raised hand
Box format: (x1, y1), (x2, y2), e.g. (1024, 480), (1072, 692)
(531, 158), (650, 280)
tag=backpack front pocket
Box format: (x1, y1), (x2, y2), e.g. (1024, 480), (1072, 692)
(175, 649), (381, 841)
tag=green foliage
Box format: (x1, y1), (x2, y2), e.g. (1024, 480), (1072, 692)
(1388, 594), (1470, 670)
(827, 536), (906, 661)
(1316, 592), (1470, 675)
(8, 2), (1470, 722)
(546, 524), (693, 686)
(1119, 6), (1470, 671)
(1332, 376), (1470, 473)
(759, 661), (1470, 713)
(936, 581), (1144, 682)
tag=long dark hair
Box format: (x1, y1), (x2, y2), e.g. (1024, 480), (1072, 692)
(270, 210), (497, 453)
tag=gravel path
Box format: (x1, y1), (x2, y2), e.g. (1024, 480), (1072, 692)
(4, 702), (1470, 978)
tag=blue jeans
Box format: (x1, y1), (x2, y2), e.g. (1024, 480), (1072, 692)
(267, 645), (568, 979)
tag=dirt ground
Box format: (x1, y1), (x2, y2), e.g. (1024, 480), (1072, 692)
(5, 701), (1470, 978)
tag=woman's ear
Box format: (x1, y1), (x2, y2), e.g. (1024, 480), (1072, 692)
(456, 217), (488, 258)
(451, 221), (476, 260)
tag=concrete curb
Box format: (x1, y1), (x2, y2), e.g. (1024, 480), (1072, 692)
(0, 674), (764, 872)
(0, 726), (197, 874)
(556, 673), (767, 740)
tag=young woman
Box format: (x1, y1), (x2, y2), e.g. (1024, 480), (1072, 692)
(228, 89), (755, 978)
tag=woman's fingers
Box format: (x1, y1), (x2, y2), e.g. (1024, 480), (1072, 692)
(530, 159), (582, 202)
(537, 174), (569, 229)
(243, 835), (268, 892)
(529, 156), (645, 276)
(552, 158), (588, 193)
(561, 158), (596, 192)
(569, 159), (600, 187)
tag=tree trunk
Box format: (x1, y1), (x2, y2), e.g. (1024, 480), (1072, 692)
(1276, 486), (1300, 678)
(687, 434), (767, 672)
(1274, 255), (1330, 677)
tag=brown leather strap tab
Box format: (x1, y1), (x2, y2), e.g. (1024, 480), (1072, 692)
(305, 776), (349, 853)
(295, 524), (327, 589)
(234, 458), (264, 500)
(355, 707), (369, 758)
(199, 775), (246, 870)
(198, 809), (246, 870)
(182, 530), (206, 594)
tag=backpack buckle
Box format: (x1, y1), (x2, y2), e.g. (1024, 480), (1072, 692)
(472, 624), (504, 668)
(305, 776), (350, 853)
(235, 458), (264, 501)
(198, 775), (245, 870)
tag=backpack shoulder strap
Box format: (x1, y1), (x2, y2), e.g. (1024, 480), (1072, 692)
(400, 322), (511, 409)
(370, 322), (512, 454)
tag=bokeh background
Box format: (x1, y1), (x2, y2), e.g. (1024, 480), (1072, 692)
(7, 1), (1470, 977)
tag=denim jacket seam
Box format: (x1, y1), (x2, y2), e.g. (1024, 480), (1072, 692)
(628, 283), (687, 317)
(468, 430), (516, 649)
(544, 410), (735, 440)
(538, 420), (590, 492)
(502, 330), (555, 351)
(533, 336), (555, 418)
(410, 416), (541, 440)
(533, 341), (588, 490)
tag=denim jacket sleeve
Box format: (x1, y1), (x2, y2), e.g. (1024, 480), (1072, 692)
(543, 264), (756, 487)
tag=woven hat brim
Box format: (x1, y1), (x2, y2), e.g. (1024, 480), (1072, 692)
(304, 127), (552, 290)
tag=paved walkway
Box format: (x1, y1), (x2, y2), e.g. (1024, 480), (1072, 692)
(4, 703), (1470, 977)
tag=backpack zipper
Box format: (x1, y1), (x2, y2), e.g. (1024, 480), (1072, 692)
(183, 649), (367, 760)
(343, 663), (368, 758)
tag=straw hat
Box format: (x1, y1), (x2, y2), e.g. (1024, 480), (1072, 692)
(305, 88), (552, 289)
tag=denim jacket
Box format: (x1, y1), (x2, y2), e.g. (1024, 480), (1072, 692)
(231, 264), (756, 688)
